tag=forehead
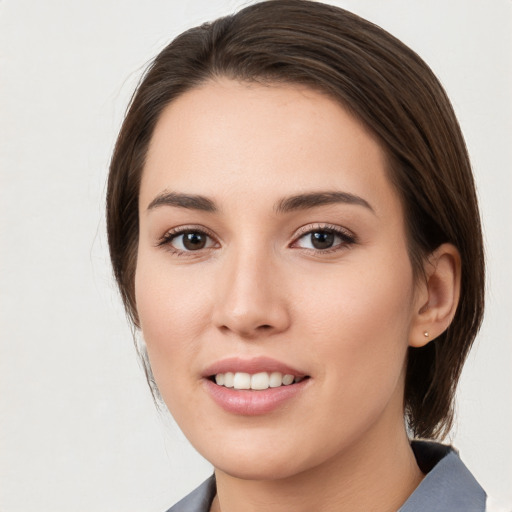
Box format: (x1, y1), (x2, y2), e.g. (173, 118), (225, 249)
(140, 79), (399, 220)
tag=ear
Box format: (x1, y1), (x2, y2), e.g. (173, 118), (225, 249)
(409, 243), (461, 348)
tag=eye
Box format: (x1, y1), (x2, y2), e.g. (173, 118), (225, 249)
(158, 228), (217, 253)
(292, 225), (356, 251)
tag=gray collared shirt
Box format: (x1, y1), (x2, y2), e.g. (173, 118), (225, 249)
(166, 441), (486, 511)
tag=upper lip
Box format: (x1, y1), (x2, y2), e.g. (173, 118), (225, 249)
(202, 356), (308, 378)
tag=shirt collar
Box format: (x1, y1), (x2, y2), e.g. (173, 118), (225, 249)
(399, 440), (486, 512)
(167, 441), (486, 511)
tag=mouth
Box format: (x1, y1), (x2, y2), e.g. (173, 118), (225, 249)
(202, 357), (310, 415)
(209, 371), (309, 390)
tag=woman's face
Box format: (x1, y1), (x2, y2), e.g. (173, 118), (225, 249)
(136, 79), (422, 480)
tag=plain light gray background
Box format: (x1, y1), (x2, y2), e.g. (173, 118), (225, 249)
(1, 1), (511, 510)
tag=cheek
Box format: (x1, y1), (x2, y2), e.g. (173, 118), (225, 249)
(299, 253), (415, 401)
(134, 253), (210, 388)
(134, 262), (212, 422)
(135, 245), (211, 329)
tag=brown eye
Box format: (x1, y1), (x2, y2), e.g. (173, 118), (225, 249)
(310, 231), (335, 249)
(293, 226), (356, 252)
(182, 232), (207, 250)
(160, 229), (216, 252)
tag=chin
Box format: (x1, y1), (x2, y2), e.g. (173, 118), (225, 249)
(214, 455), (307, 481)
(197, 434), (323, 482)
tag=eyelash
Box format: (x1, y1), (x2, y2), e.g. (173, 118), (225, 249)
(291, 223), (357, 253)
(156, 226), (218, 256)
(157, 223), (357, 256)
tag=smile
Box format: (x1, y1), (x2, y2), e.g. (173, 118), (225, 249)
(212, 371), (307, 390)
(203, 357), (310, 415)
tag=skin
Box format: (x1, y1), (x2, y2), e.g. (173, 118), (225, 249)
(135, 79), (460, 512)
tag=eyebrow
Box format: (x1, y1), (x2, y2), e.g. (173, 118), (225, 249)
(274, 191), (374, 214)
(147, 191), (217, 212)
(146, 190), (374, 215)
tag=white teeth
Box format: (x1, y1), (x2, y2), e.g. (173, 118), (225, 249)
(282, 374), (295, 385)
(224, 372), (234, 388)
(269, 371), (283, 388)
(213, 371), (304, 390)
(251, 372), (269, 390)
(233, 372), (251, 389)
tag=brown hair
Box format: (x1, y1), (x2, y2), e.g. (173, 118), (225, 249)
(107, 0), (484, 439)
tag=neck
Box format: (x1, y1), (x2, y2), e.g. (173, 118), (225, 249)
(211, 420), (423, 512)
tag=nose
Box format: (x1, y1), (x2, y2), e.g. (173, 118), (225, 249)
(211, 246), (291, 339)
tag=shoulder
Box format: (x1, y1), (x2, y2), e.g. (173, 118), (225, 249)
(163, 444), (500, 512)
(400, 441), (487, 512)
(164, 475), (216, 512)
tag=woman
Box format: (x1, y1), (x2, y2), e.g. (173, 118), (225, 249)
(107, 1), (487, 510)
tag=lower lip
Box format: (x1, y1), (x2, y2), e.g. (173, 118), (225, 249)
(203, 378), (309, 416)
